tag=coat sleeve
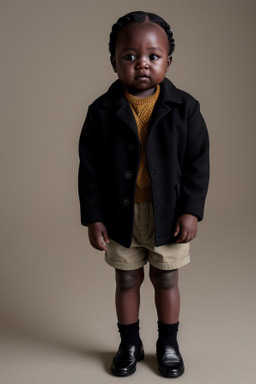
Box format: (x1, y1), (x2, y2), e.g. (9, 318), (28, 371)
(78, 105), (105, 226)
(179, 99), (210, 221)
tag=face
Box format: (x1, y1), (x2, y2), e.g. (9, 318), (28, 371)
(111, 22), (172, 97)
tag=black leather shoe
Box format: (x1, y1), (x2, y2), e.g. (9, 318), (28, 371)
(157, 344), (185, 378)
(111, 342), (144, 377)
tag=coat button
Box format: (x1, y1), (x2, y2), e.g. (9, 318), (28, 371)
(123, 170), (134, 180)
(121, 197), (130, 206)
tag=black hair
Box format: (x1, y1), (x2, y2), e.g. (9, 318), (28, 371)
(109, 11), (175, 57)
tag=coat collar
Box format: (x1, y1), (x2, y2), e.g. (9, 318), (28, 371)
(102, 78), (182, 136)
(102, 77), (182, 108)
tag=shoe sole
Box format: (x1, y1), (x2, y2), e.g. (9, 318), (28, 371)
(159, 363), (185, 378)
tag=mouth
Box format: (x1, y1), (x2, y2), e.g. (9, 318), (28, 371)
(135, 74), (149, 80)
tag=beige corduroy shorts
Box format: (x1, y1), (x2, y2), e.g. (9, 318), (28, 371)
(105, 203), (190, 271)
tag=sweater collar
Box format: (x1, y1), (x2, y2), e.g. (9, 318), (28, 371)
(102, 78), (182, 107)
(125, 85), (161, 108)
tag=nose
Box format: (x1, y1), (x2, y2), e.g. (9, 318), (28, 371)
(135, 61), (149, 70)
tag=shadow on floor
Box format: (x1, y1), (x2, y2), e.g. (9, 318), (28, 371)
(2, 320), (163, 376)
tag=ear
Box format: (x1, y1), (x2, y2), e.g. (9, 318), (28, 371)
(110, 55), (117, 73)
(166, 56), (172, 73)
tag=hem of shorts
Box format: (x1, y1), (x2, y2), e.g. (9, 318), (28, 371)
(149, 254), (191, 271)
(105, 253), (147, 271)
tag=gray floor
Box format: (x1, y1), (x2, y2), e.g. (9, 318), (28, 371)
(1, 220), (255, 384)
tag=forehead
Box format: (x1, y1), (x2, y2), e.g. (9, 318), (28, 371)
(115, 22), (169, 52)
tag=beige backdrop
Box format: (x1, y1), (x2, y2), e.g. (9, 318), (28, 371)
(1, 0), (255, 383)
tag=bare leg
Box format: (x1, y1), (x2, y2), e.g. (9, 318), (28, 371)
(115, 267), (144, 324)
(149, 265), (180, 324)
(150, 265), (184, 378)
(111, 268), (144, 377)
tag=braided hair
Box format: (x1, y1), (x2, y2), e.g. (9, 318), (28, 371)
(109, 11), (175, 57)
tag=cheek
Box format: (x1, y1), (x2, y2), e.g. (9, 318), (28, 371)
(121, 66), (133, 76)
(158, 63), (169, 75)
(117, 62), (129, 72)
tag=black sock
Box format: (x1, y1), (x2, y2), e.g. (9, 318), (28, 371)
(118, 320), (141, 349)
(157, 321), (179, 349)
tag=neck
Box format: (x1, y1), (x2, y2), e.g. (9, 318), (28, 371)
(125, 86), (156, 98)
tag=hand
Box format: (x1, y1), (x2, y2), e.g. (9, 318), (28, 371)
(88, 222), (109, 251)
(173, 214), (198, 243)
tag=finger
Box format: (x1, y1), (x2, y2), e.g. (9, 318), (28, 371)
(182, 234), (190, 243)
(177, 230), (188, 243)
(93, 241), (107, 251)
(102, 229), (109, 244)
(173, 222), (180, 237)
(188, 230), (197, 242)
(182, 231), (196, 243)
(90, 234), (106, 251)
(99, 235), (108, 251)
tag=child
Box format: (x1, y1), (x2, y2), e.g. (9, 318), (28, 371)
(78, 11), (209, 378)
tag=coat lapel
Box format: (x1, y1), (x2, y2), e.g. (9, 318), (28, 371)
(115, 102), (138, 136)
(103, 80), (139, 136)
(102, 78), (183, 136)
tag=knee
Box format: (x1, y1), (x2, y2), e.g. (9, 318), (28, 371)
(150, 267), (178, 290)
(116, 268), (144, 291)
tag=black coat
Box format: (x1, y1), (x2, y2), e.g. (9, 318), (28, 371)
(78, 78), (209, 247)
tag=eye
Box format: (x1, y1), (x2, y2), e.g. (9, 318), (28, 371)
(124, 54), (135, 61)
(149, 54), (159, 60)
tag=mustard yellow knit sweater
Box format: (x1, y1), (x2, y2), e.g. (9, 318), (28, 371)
(125, 85), (160, 202)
